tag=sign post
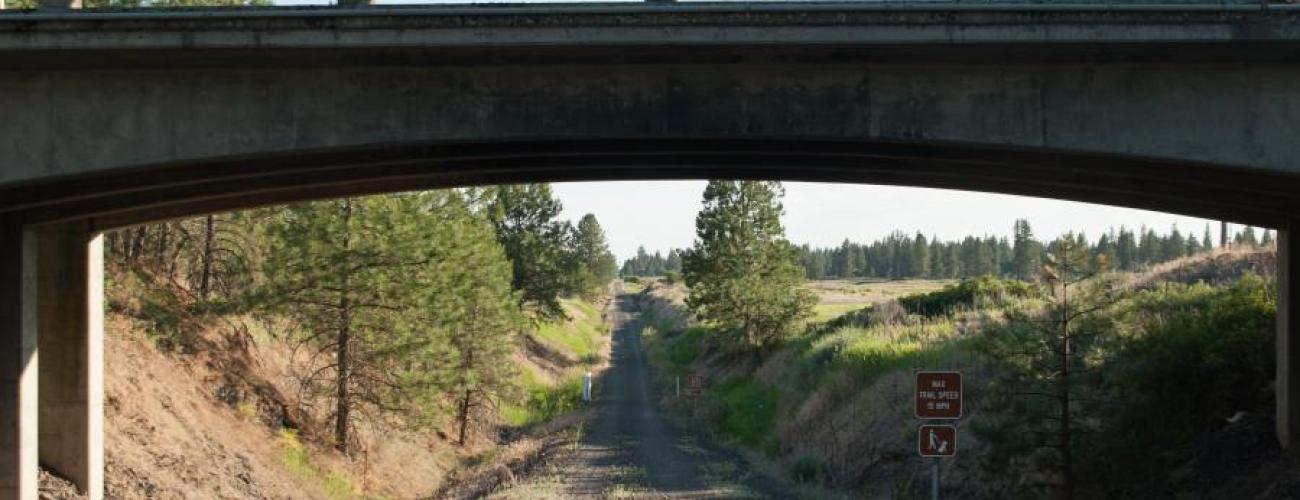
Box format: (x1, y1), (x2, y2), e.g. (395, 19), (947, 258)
(932, 457), (940, 500)
(915, 371), (962, 500)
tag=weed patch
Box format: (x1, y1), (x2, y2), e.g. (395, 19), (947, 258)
(713, 379), (779, 447)
(278, 428), (363, 499)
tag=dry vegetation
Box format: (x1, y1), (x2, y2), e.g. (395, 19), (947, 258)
(44, 265), (614, 499)
(637, 247), (1283, 499)
(804, 278), (951, 322)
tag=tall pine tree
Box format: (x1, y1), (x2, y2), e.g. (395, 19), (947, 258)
(682, 181), (815, 352)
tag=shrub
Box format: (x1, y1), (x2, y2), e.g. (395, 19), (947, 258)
(790, 456), (827, 484)
(507, 373), (585, 427)
(898, 276), (1034, 317)
(668, 328), (707, 368)
(713, 379), (780, 447)
(1097, 274), (1275, 464)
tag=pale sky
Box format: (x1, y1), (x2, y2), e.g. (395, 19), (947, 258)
(552, 181), (1236, 263)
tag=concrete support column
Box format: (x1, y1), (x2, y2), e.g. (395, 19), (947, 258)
(0, 218), (38, 499)
(1279, 221), (1300, 448)
(35, 222), (103, 499)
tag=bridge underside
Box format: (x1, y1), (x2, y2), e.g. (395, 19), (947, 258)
(2, 138), (1300, 500)
(6, 4), (1300, 498)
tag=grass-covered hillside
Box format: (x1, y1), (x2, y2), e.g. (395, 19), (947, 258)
(504, 297), (612, 427)
(89, 265), (611, 500)
(639, 247), (1283, 499)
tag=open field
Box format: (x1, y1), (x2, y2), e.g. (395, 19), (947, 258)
(805, 278), (953, 322)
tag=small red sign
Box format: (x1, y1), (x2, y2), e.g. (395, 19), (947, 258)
(686, 374), (706, 396)
(918, 425), (957, 457)
(915, 371), (962, 419)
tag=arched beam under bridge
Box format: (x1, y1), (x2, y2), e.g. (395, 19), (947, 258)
(3, 137), (1300, 499)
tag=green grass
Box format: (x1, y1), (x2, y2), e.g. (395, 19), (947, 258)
(502, 372), (585, 427)
(811, 303), (868, 323)
(533, 298), (606, 363)
(668, 327), (707, 367)
(642, 325), (706, 379)
(504, 296), (606, 426)
(713, 379), (780, 447)
(792, 314), (973, 390)
(622, 279), (647, 294)
(277, 428), (372, 499)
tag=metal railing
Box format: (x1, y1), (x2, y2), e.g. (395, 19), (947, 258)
(1, 0), (1293, 14)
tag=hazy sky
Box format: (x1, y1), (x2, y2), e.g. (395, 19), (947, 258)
(552, 181), (1230, 263)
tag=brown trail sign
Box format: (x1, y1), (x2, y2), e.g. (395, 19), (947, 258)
(918, 425), (957, 457)
(686, 373), (706, 396)
(915, 371), (962, 420)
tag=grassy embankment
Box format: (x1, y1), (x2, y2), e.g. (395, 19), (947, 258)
(106, 265), (612, 499)
(639, 248), (1280, 498)
(502, 297), (612, 427)
(804, 278), (952, 323)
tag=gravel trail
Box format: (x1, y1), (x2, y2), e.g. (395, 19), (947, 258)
(555, 292), (791, 499)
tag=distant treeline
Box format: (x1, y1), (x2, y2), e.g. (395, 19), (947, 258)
(620, 247), (685, 277)
(799, 221), (1272, 281)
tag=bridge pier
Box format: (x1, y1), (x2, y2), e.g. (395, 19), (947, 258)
(0, 220), (38, 500)
(0, 221), (102, 500)
(35, 222), (103, 500)
(1280, 222), (1300, 449)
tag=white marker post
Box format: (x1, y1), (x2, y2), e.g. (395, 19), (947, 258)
(582, 371), (592, 403)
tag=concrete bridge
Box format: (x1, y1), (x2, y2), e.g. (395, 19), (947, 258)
(5, 3), (1300, 497)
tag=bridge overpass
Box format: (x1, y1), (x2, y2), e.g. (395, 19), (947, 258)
(4, 3), (1300, 497)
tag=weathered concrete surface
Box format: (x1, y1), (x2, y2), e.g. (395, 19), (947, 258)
(1, 6), (1300, 227)
(1281, 224), (1300, 448)
(34, 223), (102, 500)
(4, 63), (1300, 225)
(4, 62), (1299, 178)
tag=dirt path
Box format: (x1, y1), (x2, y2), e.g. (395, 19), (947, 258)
(552, 292), (790, 499)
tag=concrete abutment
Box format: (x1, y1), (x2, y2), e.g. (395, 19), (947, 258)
(1280, 223), (1300, 449)
(0, 221), (102, 500)
(0, 220), (37, 500)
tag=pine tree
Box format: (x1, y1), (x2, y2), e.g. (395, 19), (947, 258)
(485, 184), (574, 320)
(1012, 219), (1041, 280)
(975, 234), (1117, 500)
(1116, 228), (1137, 271)
(1138, 228), (1160, 266)
(261, 196), (431, 453)
(427, 194), (523, 446)
(682, 181), (815, 352)
(912, 232), (931, 278)
(929, 238), (946, 278)
(837, 239), (856, 278)
(1236, 226), (1259, 247)
(666, 249), (684, 273)
(1163, 226), (1185, 261)
(572, 214), (618, 299)
(1185, 233), (1202, 256)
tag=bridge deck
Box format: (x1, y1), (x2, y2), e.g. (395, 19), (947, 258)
(2, 3), (1300, 68)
